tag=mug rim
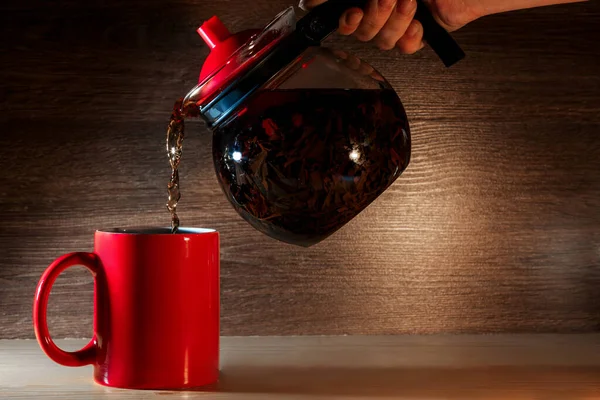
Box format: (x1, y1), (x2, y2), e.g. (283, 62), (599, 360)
(96, 227), (217, 235)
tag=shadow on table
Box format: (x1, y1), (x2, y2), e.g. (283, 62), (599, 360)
(214, 365), (600, 398)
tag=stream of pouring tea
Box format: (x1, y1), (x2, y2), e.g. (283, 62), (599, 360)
(166, 99), (199, 233)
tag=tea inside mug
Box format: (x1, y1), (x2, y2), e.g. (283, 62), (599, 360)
(99, 227), (215, 235)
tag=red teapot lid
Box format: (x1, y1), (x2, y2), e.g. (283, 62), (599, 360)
(188, 8), (297, 112)
(185, 5), (349, 127)
(196, 16), (260, 83)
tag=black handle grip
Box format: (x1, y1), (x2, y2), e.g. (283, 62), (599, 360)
(415, 0), (465, 67)
(297, 0), (465, 67)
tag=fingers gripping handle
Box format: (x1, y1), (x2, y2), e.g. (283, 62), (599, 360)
(33, 252), (99, 367)
(298, 0), (465, 67)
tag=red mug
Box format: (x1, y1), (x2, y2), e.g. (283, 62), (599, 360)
(33, 227), (220, 390)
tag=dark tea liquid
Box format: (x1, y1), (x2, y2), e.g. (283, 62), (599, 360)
(212, 88), (410, 246)
(166, 99), (199, 233)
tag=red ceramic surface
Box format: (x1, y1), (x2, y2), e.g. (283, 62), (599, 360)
(33, 228), (220, 390)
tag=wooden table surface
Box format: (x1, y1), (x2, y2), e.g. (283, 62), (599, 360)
(1, 335), (599, 399)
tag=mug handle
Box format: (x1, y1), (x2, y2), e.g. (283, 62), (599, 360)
(33, 252), (99, 367)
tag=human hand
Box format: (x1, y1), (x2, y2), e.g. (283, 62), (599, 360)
(299, 0), (481, 54)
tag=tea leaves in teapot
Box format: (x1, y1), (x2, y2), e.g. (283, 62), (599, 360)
(212, 88), (410, 246)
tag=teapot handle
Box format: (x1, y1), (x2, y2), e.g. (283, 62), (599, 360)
(297, 0), (465, 67)
(414, 0), (465, 67)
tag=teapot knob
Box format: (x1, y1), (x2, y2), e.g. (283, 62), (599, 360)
(197, 16), (231, 49)
(195, 16), (260, 82)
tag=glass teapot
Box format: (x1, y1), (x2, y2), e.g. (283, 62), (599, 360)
(182, 0), (464, 247)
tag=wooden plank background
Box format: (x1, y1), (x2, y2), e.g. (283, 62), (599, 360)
(0, 0), (599, 339)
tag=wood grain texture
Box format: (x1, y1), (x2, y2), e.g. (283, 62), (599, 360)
(1, 0), (599, 338)
(1, 335), (600, 399)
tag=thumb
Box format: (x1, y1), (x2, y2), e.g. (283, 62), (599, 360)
(299, 0), (327, 11)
